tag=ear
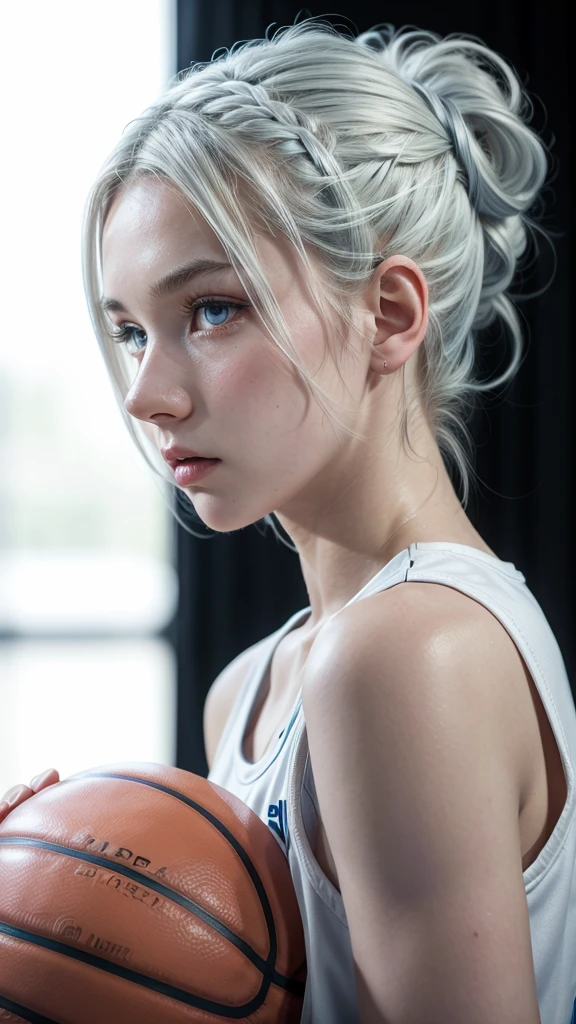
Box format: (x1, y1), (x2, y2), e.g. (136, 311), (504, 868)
(363, 256), (428, 376)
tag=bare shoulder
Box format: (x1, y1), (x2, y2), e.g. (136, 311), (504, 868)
(309, 580), (528, 697)
(304, 581), (529, 803)
(300, 582), (541, 1020)
(203, 635), (271, 770)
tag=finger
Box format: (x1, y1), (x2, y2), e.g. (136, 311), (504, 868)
(0, 788), (31, 824)
(1, 783), (31, 804)
(30, 768), (60, 793)
(0, 784), (33, 811)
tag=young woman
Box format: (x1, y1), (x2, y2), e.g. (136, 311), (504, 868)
(1, 17), (574, 1024)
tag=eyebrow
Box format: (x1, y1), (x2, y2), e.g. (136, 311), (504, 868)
(99, 258), (233, 313)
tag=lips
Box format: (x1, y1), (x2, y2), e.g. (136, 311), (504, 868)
(172, 457), (221, 486)
(161, 446), (219, 470)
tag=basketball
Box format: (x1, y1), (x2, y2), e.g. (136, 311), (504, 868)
(0, 762), (307, 1023)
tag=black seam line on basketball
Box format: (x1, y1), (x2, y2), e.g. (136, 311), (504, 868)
(0, 921), (270, 1019)
(72, 770), (297, 992)
(0, 838), (302, 998)
(0, 991), (60, 1024)
(78, 772), (279, 968)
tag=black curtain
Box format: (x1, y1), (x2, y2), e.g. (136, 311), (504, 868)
(173, 0), (572, 777)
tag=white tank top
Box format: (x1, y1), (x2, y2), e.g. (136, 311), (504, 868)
(208, 541), (576, 1024)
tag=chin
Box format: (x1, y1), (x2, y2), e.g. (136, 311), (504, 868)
(182, 492), (271, 534)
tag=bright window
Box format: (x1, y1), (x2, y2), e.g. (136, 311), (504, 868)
(0, 0), (178, 792)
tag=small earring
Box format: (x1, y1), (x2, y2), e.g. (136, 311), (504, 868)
(383, 360), (387, 369)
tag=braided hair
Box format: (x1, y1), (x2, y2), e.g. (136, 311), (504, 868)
(82, 17), (549, 524)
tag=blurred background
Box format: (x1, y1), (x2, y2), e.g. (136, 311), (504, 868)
(0, 1), (178, 789)
(0, 0), (571, 792)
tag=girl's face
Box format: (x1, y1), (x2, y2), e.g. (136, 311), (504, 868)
(101, 176), (374, 534)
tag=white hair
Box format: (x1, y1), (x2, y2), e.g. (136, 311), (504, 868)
(81, 17), (549, 540)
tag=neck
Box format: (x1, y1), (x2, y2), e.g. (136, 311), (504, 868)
(274, 417), (470, 629)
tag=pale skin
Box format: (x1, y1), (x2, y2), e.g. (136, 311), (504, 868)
(98, 176), (492, 630)
(1, 177), (546, 1021)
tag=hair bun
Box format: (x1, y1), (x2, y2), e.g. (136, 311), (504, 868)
(358, 24), (549, 350)
(410, 80), (517, 219)
(360, 26), (547, 224)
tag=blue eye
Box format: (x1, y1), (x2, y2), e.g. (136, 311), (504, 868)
(199, 302), (229, 327)
(117, 326), (147, 356)
(108, 298), (247, 355)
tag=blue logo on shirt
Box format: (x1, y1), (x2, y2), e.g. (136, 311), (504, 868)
(267, 799), (288, 846)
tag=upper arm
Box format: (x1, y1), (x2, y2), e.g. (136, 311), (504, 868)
(301, 586), (541, 1024)
(203, 637), (269, 770)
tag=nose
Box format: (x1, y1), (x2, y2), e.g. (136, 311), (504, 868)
(123, 345), (193, 423)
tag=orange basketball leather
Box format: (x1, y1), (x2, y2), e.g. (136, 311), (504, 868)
(0, 763), (306, 1023)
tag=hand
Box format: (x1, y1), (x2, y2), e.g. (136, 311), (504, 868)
(0, 768), (60, 824)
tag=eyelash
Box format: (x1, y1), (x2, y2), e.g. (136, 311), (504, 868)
(107, 296), (248, 354)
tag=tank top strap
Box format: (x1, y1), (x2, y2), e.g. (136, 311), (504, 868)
(210, 606), (312, 771)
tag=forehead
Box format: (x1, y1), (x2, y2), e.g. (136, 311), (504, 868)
(100, 175), (321, 309)
(102, 177), (222, 271)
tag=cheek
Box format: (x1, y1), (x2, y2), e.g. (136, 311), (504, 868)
(209, 346), (328, 462)
(209, 347), (298, 425)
